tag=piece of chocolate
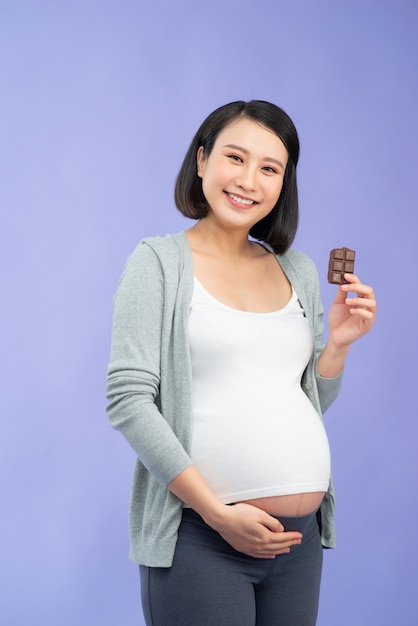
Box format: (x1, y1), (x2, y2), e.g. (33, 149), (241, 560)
(327, 247), (356, 284)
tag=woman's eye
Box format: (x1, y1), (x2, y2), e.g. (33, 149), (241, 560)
(262, 166), (278, 174)
(228, 154), (243, 162)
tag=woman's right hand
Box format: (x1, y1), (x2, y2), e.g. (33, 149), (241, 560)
(208, 502), (302, 559)
(168, 467), (302, 558)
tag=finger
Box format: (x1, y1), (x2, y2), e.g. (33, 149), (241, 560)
(272, 531), (303, 545)
(345, 297), (376, 310)
(261, 514), (284, 533)
(264, 534), (303, 557)
(343, 286), (376, 311)
(252, 540), (302, 559)
(263, 532), (302, 552)
(254, 529), (302, 549)
(333, 288), (348, 305)
(347, 307), (375, 321)
(342, 274), (375, 296)
(342, 272), (362, 285)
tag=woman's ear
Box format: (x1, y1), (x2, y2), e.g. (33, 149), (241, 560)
(196, 146), (206, 178)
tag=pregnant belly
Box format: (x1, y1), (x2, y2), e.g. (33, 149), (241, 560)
(237, 492), (325, 516)
(191, 394), (331, 515)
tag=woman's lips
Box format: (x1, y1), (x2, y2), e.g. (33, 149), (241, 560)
(225, 191), (257, 207)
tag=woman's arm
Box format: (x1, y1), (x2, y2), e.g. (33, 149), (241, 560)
(106, 243), (192, 484)
(318, 272), (377, 378)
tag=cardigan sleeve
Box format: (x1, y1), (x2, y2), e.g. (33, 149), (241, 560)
(106, 242), (193, 486)
(308, 257), (343, 413)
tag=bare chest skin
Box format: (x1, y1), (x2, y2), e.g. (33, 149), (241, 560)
(187, 232), (325, 517)
(191, 241), (291, 313)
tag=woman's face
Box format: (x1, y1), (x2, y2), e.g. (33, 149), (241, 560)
(197, 117), (288, 232)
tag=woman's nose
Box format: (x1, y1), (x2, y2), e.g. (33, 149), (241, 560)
(237, 166), (258, 191)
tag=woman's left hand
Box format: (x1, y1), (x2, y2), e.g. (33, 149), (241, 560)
(327, 273), (377, 350)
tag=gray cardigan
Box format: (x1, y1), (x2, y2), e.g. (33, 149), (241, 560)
(106, 231), (343, 566)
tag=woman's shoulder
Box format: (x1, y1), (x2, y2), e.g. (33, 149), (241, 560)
(276, 248), (321, 303)
(279, 248), (319, 276)
(133, 231), (187, 256)
(117, 232), (192, 296)
(115, 231), (191, 297)
(126, 231), (189, 267)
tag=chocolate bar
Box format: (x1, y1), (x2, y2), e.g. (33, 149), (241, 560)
(327, 247), (355, 284)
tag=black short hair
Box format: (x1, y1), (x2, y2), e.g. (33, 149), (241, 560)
(174, 100), (300, 255)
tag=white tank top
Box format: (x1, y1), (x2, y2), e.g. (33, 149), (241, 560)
(188, 277), (331, 503)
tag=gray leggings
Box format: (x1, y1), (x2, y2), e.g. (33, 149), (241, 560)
(140, 508), (323, 626)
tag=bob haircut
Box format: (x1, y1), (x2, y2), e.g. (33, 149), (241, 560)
(174, 100), (300, 255)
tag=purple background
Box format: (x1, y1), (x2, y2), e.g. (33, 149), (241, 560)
(1, 1), (417, 624)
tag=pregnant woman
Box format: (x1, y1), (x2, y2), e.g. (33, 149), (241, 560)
(106, 100), (376, 626)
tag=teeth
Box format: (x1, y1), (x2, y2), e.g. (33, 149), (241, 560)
(228, 193), (254, 206)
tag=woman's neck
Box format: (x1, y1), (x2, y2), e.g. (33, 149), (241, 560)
(186, 219), (256, 261)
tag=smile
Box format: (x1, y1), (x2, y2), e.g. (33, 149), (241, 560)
(226, 192), (256, 206)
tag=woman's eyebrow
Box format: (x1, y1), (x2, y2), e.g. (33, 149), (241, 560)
(223, 143), (285, 169)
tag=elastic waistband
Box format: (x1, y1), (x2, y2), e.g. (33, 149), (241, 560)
(271, 510), (318, 535)
(182, 507), (318, 536)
